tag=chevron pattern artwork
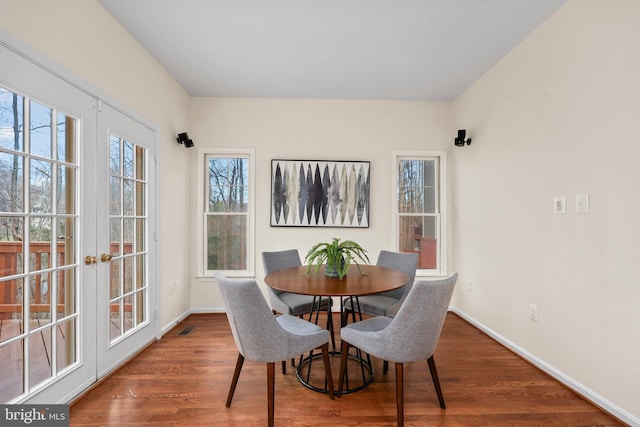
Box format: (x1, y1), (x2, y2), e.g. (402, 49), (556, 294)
(270, 160), (370, 227)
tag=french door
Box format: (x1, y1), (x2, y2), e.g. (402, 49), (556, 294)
(0, 41), (157, 403)
(95, 104), (157, 378)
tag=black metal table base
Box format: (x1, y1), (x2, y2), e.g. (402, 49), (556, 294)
(295, 294), (375, 394)
(296, 349), (374, 395)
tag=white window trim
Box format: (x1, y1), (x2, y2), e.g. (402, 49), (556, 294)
(196, 147), (255, 277)
(391, 150), (448, 276)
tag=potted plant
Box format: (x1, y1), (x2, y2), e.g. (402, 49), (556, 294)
(304, 237), (369, 279)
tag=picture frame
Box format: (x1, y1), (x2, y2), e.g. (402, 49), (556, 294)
(270, 159), (370, 227)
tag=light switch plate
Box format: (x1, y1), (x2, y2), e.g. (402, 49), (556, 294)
(554, 196), (566, 214)
(576, 194), (590, 213)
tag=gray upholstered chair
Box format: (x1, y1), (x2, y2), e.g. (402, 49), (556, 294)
(262, 249), (334, 349)
(343, 250), (418, 321)
(337, 273), (458, 427)
(343, 250), (418, 374)
(214, 273), (334, 427)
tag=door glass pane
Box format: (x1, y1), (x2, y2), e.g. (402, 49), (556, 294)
(135, 182), (145, 216)
(0, 278), (23, 339)
(135, 146), (145, 180)
(135, 254), (145, 289)
(0, 337), (24, 402)
(123, 140), (134, 178)
(123, 218), (134, 255)
(0, 217), (23, 275)
(56, 268), (75, 318)
(57, 217), (75, 267)
(109, 176), (121, 215)
(0, 153), (24, 212)
(109, 136), (120, 175)
(0, 88), (24, 152)
(123, 294), (133, 334)
(29, 217), (52, 271)
(123, 179), (134, 216)
(57, 164), (76, 214)
(29, 272), (51, 320)
(109, 258), (121, 300)
(29, 100), (52, 159)
(110, 218), (122, 256)
(109, 299), (121, 341)
(30, 160), (52, 213)
(29, 325), (53, 388)
(56, 113), (75, 163)
(135, 219), (145, 252)
(123, 256), (133, 294)
(57, 318), (76, 371)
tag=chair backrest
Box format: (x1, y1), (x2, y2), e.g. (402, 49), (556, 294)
(262, 249), (302, 297)
(377, 273), (457, 363)
(214, 273), (288, 362)
(376, 250), (419, 301)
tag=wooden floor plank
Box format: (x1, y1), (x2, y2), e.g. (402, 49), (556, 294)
(70, 312), (627, 426)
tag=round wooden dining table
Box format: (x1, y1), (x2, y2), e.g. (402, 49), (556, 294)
(265, 264), (409, 394)
(265, 264), (409, 298)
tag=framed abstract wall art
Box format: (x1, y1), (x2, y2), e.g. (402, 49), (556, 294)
(270, 159), (370, 227)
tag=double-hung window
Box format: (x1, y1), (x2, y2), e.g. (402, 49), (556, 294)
(199, 149), (254, 276)
(393, 151), (447, 275)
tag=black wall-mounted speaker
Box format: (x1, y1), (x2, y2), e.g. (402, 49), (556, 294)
(177, 132), (194, 148)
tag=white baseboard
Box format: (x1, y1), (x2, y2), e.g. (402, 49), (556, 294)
(450, 307), (638, 427)
(190, 307), (226, 314)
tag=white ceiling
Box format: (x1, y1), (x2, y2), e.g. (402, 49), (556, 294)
(98, 0), (566, 101)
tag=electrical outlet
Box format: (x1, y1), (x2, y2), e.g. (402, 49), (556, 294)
(529, 304), (539, 322)
(466, 280), (472, 292)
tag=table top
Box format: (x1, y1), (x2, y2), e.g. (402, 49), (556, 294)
(264, 264), (409, 297)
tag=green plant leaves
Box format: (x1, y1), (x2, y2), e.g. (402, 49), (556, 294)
(304, 237), (369, 279)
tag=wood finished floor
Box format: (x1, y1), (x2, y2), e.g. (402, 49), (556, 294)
(70, 312), (626, 426)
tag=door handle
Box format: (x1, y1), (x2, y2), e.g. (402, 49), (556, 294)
(84, 255), (97, 265)
(100, 253), (113, 262)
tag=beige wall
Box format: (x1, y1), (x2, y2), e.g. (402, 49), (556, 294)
(1, 0), (638, 422)
(0, 0), (193, 328)
(452, 0), (640, 420)
(188, 97), (453, 308)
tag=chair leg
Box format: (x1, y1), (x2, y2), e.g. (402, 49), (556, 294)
(326, 300), (336, 350)
(320, 343), (335, 399)
(336, 340), (350, 397)
(395, 362), (404, 427)
(427, 355), (446, 409)
(282, 360), (286, 374)
(226, 353), (244, 407)
(383, 360), (389, 374)
(267, 362), (275, 427)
